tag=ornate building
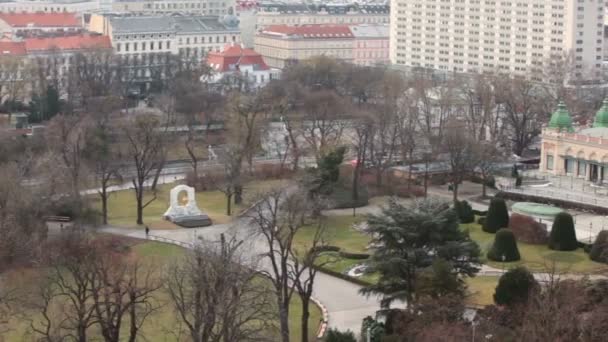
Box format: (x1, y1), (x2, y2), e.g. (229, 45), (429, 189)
(540, 100), (608, 183)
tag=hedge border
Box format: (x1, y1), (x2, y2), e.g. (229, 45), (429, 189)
(496, 191), (608, 215)
(313, 265), (374, 287)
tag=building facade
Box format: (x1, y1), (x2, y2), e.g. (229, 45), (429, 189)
(254, 24), (354, 69)
(0, 12), (83, 38)
(0, 0), (100, 14)
(351, 24), (389, 66)
(256, 2), (389, 29)
(390, 0), (605, 82)
(111, 0), (235, 15)
(540, 101), (608, 183)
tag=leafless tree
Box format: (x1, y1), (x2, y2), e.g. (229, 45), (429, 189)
(442, 120), (479, 202)
(119, 113), (165, 225)
(249, 187), (326, 342)
(475, 142), (501, 198)
(165, 234), (274, 342)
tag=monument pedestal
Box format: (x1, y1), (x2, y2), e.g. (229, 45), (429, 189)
(163, 185), (213, 228)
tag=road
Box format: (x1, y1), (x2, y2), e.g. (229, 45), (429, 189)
(101, 213), (386, 334)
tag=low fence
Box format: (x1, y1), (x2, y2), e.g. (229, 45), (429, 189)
(500, 185), (608, 209)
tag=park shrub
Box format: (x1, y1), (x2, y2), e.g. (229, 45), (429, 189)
(549, 212), (578, 251)
(311, 245), (341, 253)
(338, 251), (370, 260)
(455, 200), (475, 224)
(508, 213), (548, 245)
(494, 266), (538, 306)
(487, 228), (521, 262)
(470, 174), (496, 188)
(477, 217), (486, 226)
(483, 198), (509, 233)
(325, 328), (357, 342)
(327, 181), (369, 209)
(252, 162), (294, 180)
(590, 231), (608, 263)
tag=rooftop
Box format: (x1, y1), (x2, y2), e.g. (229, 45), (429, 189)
(349, 24), (389, 38)
(207, 43), (270, 72)
(0, 34), (111, 55)
(260, 24), (354, 39)
(109, 16), (240, 34)
(0, 12), (81, 28)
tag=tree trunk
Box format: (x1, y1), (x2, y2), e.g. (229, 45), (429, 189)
(234, 185), (243, 205)
(452, 182), (459, 203)
(481, 175), (487, 198)
(101, 188), (108, 225)
(278, 304), (290, 342)
(300, 298), (310, 342)
(151, 160), (165, 191)
(135, 182), (144, 225)
(226, 193), (232, 216)
(375, 168), (382, 188)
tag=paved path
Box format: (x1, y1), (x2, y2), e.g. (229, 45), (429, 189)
(101, 218), (386, 334)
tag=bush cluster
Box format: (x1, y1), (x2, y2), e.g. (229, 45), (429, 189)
(455, 200), (475, 224)
(590, 231), (608, 263)
(508, 213), (548, 245)
(494, 266), (537, 306)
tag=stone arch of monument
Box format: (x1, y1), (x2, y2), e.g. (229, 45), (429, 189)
(163, 184), (212, 228)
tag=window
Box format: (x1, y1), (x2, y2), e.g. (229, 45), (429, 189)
(578, 161), (586, 177)
(565, 158), (575, 174)
(546, 155), (554, 170)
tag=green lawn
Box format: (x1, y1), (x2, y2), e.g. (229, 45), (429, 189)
(465, 276), (499, 307)
(462, 222), (607, 273)
(96, 179), (288, 229)
(0, 239), (321, 342)
(295, 215), (368, 253)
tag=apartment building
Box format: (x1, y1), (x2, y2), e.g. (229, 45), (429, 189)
(0, 12), (83, 38)
(254, 24), (354, 69)
(111, 0), (235, 15)
(390, 0), (605, 82)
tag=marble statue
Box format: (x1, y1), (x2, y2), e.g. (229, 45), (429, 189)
(163, 185), (212, 228)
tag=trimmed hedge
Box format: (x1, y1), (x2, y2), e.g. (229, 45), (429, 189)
(483, 198), (509, 233)
(477, 216), (486, 226)
(311, 245), (341, 253)
(549, 212), (578, 251)
(487, 228), (521, 262)
(338, 251), (370, 260)
(455, 200), (475, 224)
(312, 265), (373, 287)
(590, 231), (608, 263)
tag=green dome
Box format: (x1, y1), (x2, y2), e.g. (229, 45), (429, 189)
(548, 102), (574, 132)
(593, 99), (608, 128)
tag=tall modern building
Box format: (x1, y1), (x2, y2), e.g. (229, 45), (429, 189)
(390, 0), (605, 82)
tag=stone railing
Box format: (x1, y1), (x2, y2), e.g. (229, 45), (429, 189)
(542, 129), (608, 146)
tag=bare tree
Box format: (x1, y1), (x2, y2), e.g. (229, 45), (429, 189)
(442, 120), (479, 203)
(475, 142), (501, 198)
(120, 113), (165, 225)
(165, 234), (273, 342)
(249, 187), (325, 342)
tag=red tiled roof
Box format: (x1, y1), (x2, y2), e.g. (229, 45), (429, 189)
(207, 44), (269, 72)
(261, 24), (354, 39)
(0, 40), (25, 55)
(0, 12), (80, 28)
(24, 34), (111, 52)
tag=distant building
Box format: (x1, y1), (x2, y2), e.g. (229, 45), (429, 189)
(254, 23), (389, 69)
(90, 14), (240, 58)
(0, 0), (100, 14)
(254, 24), (354, 69)
(205, 43), (280, 88)
(541, 101), (608, 183)
(110, 0), (235, 16)
(0, 12), (83, 38)
(256, 2), (389, 30)
(350, 24), (388, 66)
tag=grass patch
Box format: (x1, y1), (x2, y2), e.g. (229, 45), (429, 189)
(97, 179), (287, 229)
(465, 276), (499, 307)
(462, 222), (607, 273)
(295, 215), (369, 253)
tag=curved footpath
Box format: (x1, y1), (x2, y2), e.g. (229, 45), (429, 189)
(101, 219), (385, 334)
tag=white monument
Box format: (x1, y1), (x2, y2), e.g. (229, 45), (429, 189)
(163, 185), (212, 228)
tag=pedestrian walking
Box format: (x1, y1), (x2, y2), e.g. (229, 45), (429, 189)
(145, 225), (150, 237)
